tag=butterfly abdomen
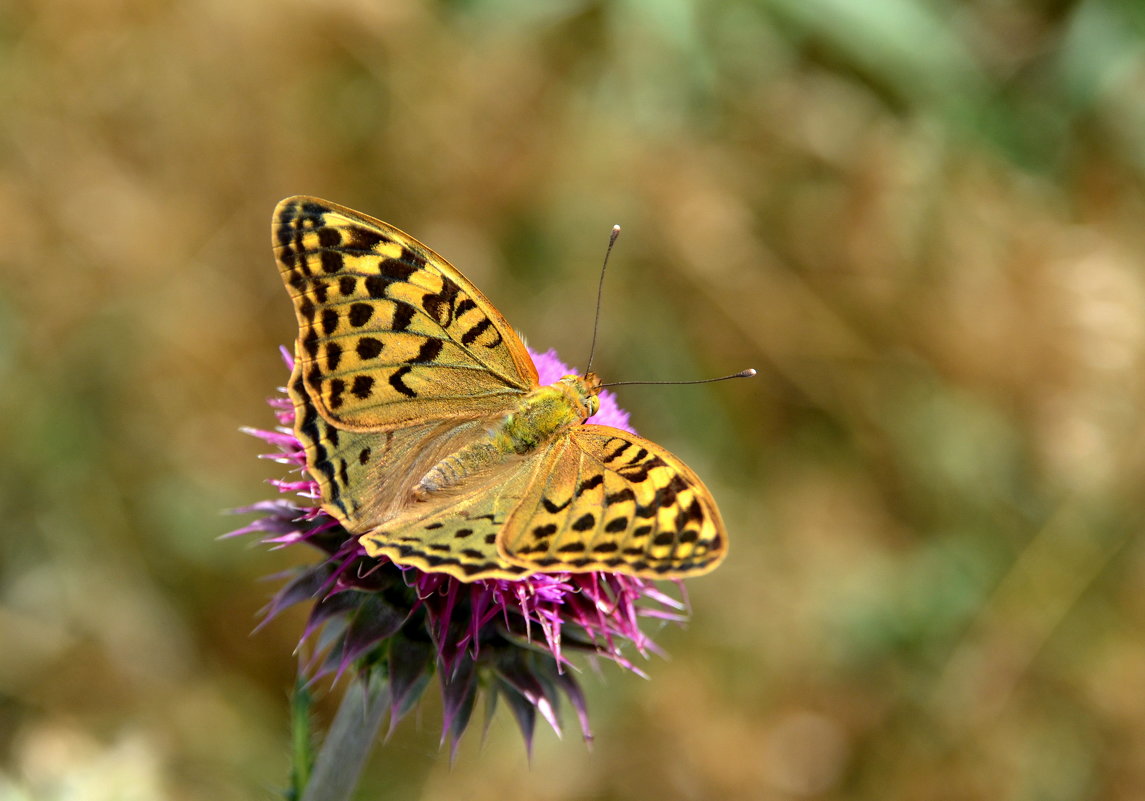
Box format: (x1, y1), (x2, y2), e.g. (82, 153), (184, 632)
(414, 375), (601, 497)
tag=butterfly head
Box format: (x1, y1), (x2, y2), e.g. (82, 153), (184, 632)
(556, 372), (602, 421)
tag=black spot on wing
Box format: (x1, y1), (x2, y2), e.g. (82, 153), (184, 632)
(351, 375), (374, 399)
(343, 226), (385, 251)
(633, 474), (689, 519)
(605, 517), (628, 533)
(576, 474), (604, 493)
(412, 338), (443, 364)
(605, 488), (635, 505)
(379, 258), (418, 281)
(389, 365), (416, 398)
(328, 378), (346, 410)
(618, 455), (668, 484)
(348, 303), (373, 327)
(685, 497), (704, 523)
(276, 211), (296, 246)
(400, 247), (427, 267)
(571, 513), (596, 532)
(391, 304), (415, 332)
(356, 337), (383, 359)
(622, 447), (648, 466)
(302, 328), (319, 358)
(423, 277), (460, 327)
(306, 365), (322, 391)
(364, 275), (387, 299)
(460, 316), (490, 346)
(603, 438), (631, 463)
(542, 496), (571, 513)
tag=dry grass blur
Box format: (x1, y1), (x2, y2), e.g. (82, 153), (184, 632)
(4, 0), (1145, 799)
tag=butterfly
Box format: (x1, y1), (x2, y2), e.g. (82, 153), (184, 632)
(273, 196), (729, 582)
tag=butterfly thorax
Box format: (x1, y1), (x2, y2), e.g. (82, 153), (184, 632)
(415, 373), (601, 497)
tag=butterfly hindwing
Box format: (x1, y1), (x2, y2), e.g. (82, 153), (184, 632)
(498, 425), (727, 577)
(358, 460), (539, 581)
(274, 196), (538, 432)
(290, 363), (504, 531)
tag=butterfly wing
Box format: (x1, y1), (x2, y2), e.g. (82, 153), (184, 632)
(498, 425), (728, 578)
(274, 196), (538, 432)
(357, 462), (540, 581)
(289, 365), (501, 529)
(274, 196), (539, 532)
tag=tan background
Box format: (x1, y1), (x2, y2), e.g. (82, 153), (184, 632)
(4, 0), (1145, 799)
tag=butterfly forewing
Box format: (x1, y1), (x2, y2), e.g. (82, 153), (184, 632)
(499, 426), (728, 577)
(274, 197), (538, 432)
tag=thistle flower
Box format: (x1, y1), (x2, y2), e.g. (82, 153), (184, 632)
(230, 347), (687, 784)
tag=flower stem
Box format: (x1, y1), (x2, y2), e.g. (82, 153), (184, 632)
(300, 673), (391, 801)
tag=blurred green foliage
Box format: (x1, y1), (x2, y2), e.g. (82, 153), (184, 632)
(3, 0), (1145, 798)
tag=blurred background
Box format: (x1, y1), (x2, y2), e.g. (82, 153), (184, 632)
(4, 0), (1145, 798)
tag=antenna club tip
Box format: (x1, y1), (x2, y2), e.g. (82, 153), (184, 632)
(740, 368), (757, 378)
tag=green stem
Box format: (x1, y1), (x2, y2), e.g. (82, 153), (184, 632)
(299, 674), (391, 801)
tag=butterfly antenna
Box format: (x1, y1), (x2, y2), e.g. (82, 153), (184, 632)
(600, 369), (757, 389)
(584, 224), (622, 375)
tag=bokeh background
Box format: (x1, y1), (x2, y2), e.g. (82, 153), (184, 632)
(4, 0), (1145, 799)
